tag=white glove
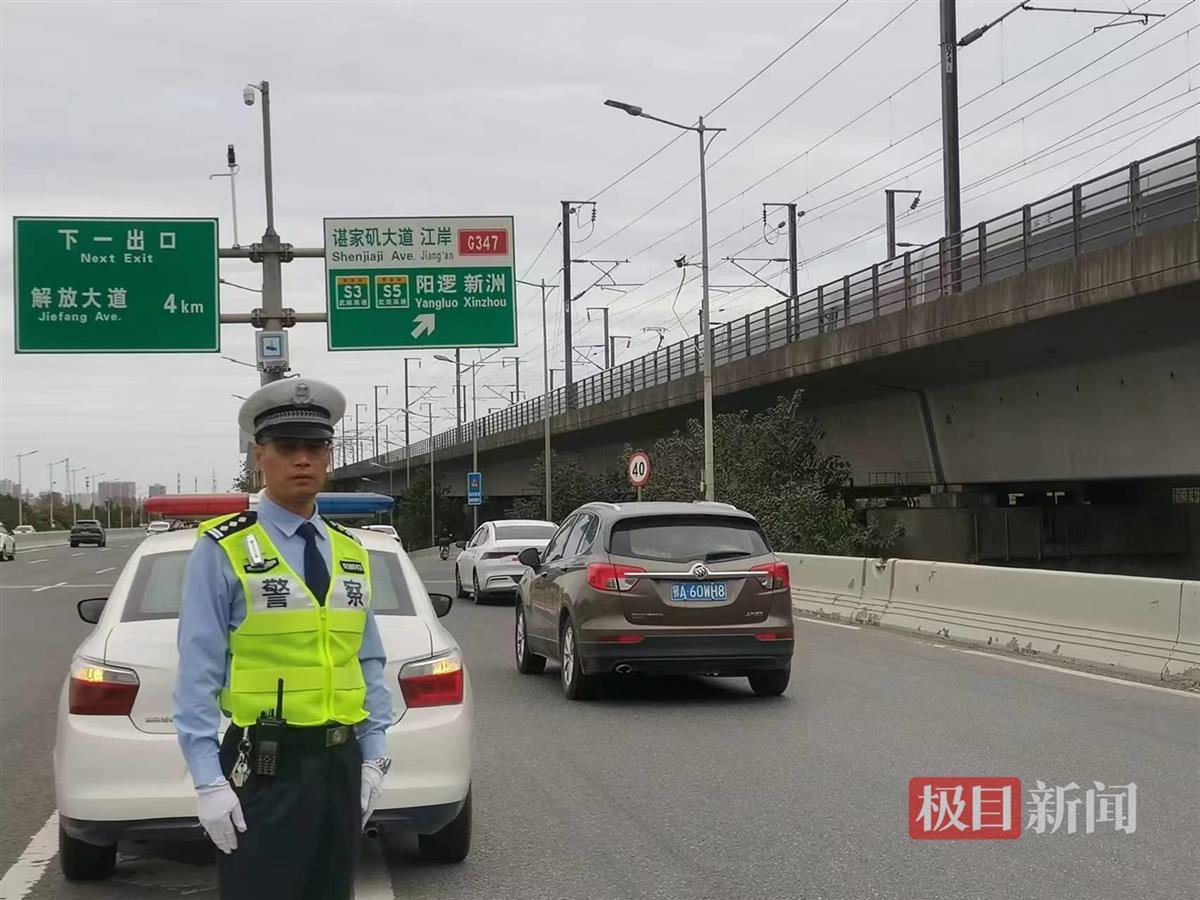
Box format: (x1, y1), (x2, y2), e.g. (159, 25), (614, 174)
(360, 760), (386, 829)
(196, 779), (247, 854)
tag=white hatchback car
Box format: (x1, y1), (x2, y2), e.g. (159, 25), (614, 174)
(454, 519), (558, 602)
(54, 524), (473, 880)
(145, 520), (171, 535)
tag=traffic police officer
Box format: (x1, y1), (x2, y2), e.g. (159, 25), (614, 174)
(174, 377), (392, 900)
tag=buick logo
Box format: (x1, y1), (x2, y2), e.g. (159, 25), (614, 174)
(691, 563), (709, 579)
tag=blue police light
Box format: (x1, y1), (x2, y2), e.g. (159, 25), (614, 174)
(316, 492), (394, 515)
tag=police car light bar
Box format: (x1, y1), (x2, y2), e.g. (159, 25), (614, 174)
(144, 492), (394, 519)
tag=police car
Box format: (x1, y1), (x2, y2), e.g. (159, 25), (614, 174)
(53, 493), (473, 880)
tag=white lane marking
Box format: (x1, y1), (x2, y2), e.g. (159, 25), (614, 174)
(0, 583), (114, 591)
(25, 559), (47, 565)
(96, 567), (116, 574)
(0, 810), (58, 899)
(946, 648), (1200, 699)
(70, 552), (84, 557)
(354, 834), (395, 900)
(795, 616), (860, 631)
(422, 579), (457, 584)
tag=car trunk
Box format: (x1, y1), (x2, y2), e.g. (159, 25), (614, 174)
(106, 616), (433, 734)
(607, 515), (776, 628)
(483, 538), (550, 563)
(103, 619), (188, 734)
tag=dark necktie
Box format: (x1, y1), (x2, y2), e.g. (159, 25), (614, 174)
(297, 522), (330, 605)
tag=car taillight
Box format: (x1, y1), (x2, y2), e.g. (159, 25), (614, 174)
(586, 563), (646, 592)
(69, 658), (140, 715)
(399, 650), (464, 708)
(594, 634), (645, 644)
(755, 630), (795, 641)
(752, 561), (790, 590)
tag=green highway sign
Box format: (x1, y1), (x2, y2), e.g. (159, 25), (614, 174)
(12, 217), (219, 353)
(324, 216), (516, 350)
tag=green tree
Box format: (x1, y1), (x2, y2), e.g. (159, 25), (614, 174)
(632, 391), (900, 556)
(509, 450), (631, 523)
(232, 459), (259, 492)
(396, 467), (461, 549)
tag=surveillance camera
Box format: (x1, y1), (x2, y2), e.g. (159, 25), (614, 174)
(674, 255), (687, 269)
(243, 86), (256, 106)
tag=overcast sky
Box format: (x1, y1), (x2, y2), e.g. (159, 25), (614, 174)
(2, 0), (1196, 497)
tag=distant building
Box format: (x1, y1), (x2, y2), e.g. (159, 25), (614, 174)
(98, 481), (137, 503)
(0, 479), (16, 497)
(148, 483), (167, 498)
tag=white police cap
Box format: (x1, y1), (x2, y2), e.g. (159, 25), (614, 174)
(237, 377), (346, 442)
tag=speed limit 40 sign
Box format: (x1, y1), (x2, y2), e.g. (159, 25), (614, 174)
(628, 450), (652, 489)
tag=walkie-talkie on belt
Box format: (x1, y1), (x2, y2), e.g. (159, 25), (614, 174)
(253, 678), (287, 777)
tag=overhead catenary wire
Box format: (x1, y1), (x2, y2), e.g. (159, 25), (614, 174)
(583, 0), (851, 204)
(581, 0), (918, 257)
(589, 2), (1195, 335)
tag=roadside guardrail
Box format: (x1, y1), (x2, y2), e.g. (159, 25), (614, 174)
(782, 553), (1200, 681)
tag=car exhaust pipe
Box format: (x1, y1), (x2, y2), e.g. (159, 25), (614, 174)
(364, 824), (381, 840)
(615, 664), (633, 674)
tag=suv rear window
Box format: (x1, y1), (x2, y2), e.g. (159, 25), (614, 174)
(122, 549), (417, 621)
(609, 515), (770, 564)
(493, 524), (557, 541)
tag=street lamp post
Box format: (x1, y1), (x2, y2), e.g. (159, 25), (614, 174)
(242, 80), (285, 385)
(14, 449), (38, 528)
(604, 99), (724, 500)
(427, 404), (435, 549)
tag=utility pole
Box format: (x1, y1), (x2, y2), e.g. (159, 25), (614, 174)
(939, 0), (962, 242)
(427, 404), (435, 549)
(403, 357), (421, 488)
(372, 384), (388, 459)
(541, 281), (552, 519)
(587, 307), (611, 368)
(609, 335), (632, 367)
(454, 349), (463, 431)
(354, 403), (368, 463)
(502, 356), (520, 403)
(561, 201), (574, 404)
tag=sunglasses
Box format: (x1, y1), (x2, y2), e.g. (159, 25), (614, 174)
(265, 438), (332, 456)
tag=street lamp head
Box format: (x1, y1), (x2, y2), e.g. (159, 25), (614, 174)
(433, 354), (453, 364)
(604, 99), (643, 117)
(243, 85), (257, 106)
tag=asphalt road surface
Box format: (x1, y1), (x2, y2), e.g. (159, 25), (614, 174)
(1, 547), (1197, 899)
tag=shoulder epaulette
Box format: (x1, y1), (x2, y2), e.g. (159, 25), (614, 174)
(321, 516), (361, 545)
(203, 511), (259, 542)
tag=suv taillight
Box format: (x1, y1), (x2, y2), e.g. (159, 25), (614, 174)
(399, 650), (465, 707)
(752, 561), (790, 590)
(69, 658), (140, 715)
(586, 563), (646, 592)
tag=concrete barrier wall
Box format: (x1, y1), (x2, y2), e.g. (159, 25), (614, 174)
(782, 552), (1200, 680)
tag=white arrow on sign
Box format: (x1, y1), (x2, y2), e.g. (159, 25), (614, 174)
(411, 313), (436, 339)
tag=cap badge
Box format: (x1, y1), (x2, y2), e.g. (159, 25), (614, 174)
(293, 382), (312, 406)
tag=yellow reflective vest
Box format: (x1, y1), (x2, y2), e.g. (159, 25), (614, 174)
(199, 512), (372, 728)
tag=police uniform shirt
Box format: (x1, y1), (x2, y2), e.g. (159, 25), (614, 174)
(173, 492), (391, 787)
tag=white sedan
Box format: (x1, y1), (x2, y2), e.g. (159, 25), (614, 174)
(454, 519), (558, 602)
(145, 520), (171, 535)
(54, 524), (472, 880)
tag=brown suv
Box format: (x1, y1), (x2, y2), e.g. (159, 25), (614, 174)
(514, 501), (793, 700)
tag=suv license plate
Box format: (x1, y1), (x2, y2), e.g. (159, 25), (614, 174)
(671, 582), (728, 601)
